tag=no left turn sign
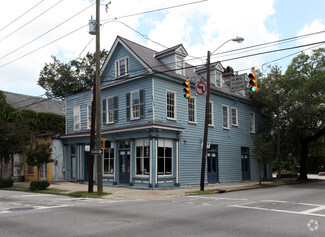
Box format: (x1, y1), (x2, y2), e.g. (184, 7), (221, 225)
(196, 82), (207, 95)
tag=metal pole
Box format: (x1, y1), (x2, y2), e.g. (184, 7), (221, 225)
(95, 0), (103, 195)
(200, 51), (211, 191)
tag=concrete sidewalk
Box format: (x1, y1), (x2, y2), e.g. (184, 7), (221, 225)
(13, 174), (325, 200)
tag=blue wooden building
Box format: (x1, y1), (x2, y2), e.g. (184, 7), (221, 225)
(61, 36), (266, 188)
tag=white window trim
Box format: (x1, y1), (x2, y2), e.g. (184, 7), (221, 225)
(175, 55), (185, 76)
(87, 104), (92, 129)
(222, 105), (229, 130)
(249, 111), (256, 133)
(215, 71), (222, 88)
(115, 57), (129, 78)
(73, 106), (81, 131)
(130, 90), (140, 120)
(188, 97), (197, 124)
(106, 96), (115, 124)
(166, 90), (177, 120)
(135, 139), (150, 177)
(208, 101), (214, 127)
(103, 141), (115, 176)
(231, 107), (238, 127)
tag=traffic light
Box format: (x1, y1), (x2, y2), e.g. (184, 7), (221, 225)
(183, 78), (191, 99)
(248, 68), (258, 93)
(101, 138), (111, 150)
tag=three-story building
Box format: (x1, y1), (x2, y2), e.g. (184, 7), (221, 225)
(61, 36), (263, 188)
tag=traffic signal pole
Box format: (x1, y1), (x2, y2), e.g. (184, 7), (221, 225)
(200, 50), (210, 191)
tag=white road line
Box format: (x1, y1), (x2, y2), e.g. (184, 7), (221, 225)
(190, 196), (248, 201)
(12, 194), (54, 197)
(301, 206), (325, 214)
(35, 205), (69, 210)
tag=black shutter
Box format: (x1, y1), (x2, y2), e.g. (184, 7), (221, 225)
(126, 93), (130, 120)
(114, 96), (118, 122)
(140, 90), (144, 118)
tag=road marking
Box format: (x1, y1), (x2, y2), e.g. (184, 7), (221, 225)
(301, 206), (325, 214)
(190, 196), (248, 201)
(12, 194), (54, 198)
(35, 205), (69, 210)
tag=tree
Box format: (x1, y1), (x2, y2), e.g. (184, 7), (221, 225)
(283, 48), (325, 180)
(38, 50), (108, 100)
(251, 48), (325, 180)
(25, 142), (53, 181)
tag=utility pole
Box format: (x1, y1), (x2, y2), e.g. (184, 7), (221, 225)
(200, 50), (211, 191)
(88, 80), (96, 193)
(95, 0), (103, 195)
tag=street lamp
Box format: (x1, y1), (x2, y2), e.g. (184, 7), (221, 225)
(200, 36), (244, 191)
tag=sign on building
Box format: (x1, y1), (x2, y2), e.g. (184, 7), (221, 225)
(230, 74), (247, 92)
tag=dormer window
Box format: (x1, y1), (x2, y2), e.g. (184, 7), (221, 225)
(176, 56), (185, 76)
(215, 71), (222, 88)
(115, 57), (128, 78)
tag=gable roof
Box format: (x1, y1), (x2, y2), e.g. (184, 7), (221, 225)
(3, 91), (65, 116)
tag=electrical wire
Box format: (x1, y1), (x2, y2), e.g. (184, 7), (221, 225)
(0, 0), (64, 43)
(0, 2), (95, 61)
(0, 0), (45, 32)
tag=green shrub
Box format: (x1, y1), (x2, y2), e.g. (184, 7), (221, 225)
(0, 179), (14, 188)
(29, 181), (50, 191)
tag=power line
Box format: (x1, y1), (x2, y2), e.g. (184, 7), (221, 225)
(0, 24), (87, 69)
(0, 2), (95, 61)
(102, 0), (208, 22)
(0, 0), (64, 43)
(0, 0), (45, 32)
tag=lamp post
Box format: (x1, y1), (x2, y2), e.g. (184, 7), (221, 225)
(200, 36), (244, 191)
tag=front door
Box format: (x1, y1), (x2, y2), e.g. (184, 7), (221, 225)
(241, 147), (251, 181)
(119, 150), (130, 184)
(207, 144), (219, 183)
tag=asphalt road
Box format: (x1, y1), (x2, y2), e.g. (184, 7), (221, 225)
(1, 181), (324, 237)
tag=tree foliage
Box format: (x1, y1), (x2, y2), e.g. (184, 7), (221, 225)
(38, 50), (108, 100)
(251, 48), (325, 180)
(25, 142), (53, 181)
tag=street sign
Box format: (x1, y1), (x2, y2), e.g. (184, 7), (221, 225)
(91, 149), (103, 155)
(230, 74), (246, 92)
(196, 82), (207, 95)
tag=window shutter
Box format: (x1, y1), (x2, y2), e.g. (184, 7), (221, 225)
(114, 96), (118, 122)
(102, 99), (106, 124)
(126, 93), (130, 120)
(140, 90), (144, 118)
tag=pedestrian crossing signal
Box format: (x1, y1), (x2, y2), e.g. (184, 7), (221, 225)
(183, 78), (191, 99)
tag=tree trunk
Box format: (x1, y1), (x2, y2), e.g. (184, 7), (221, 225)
(37, 166), (41, 181)
(298, 141), (308, 180)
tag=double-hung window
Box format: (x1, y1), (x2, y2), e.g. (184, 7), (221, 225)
(167, 91), (176, 120)
(208, 101), (214, 126)
(188, 97), (196, 123)
(176, 56), (185, 76)
(249, 112), (256, 133)
(103, 96), (118, 124)
(215, 71), (222, 88)
(222, 105), (229, 129)
(115, 57), (128, 78)
(131, 90), (140, 120)
(126, 90), (144, 120)
(136, 139), (150, 176)
(73, 107), (81, 131)
(106, 97), (115, 123)
(231, 107), (238, 126)
(158, 139), (173, 176)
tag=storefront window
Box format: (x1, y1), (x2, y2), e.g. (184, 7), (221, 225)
(158, 139), (172, 176)
(136, 139), (150, 175)
(104, 144), (114, 175)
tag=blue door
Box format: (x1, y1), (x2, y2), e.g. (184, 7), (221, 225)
(207, 144), (219, 183)
(119, 150), (130, 184)
(241, 147), (251, 181)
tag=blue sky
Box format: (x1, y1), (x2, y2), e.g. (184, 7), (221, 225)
(0, 0), (324, 96)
